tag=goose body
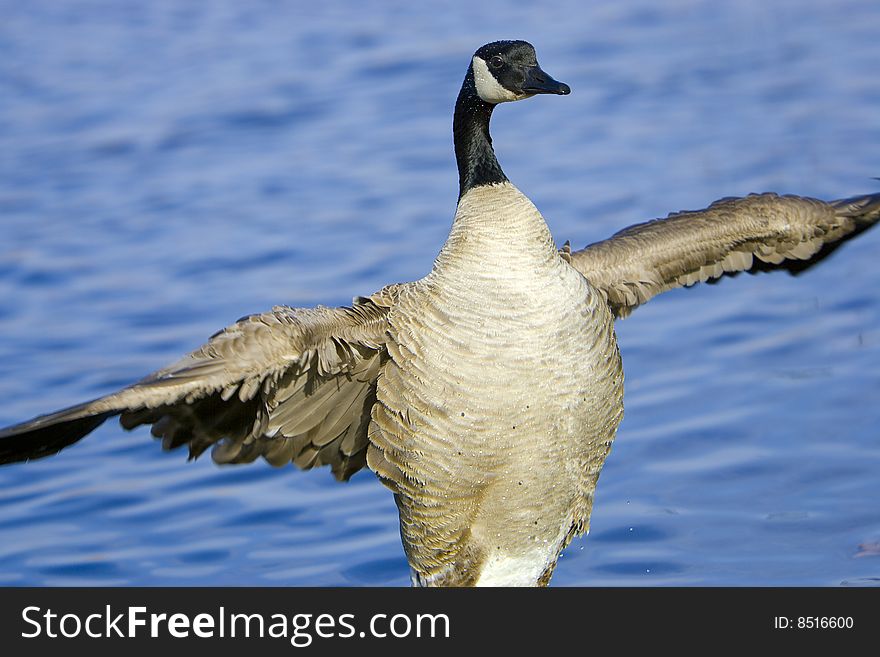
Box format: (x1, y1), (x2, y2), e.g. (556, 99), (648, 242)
(1, 41), (878, 586)
(371, 183), (621, 585)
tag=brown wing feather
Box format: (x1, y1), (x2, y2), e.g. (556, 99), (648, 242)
(568, 192), (880, 318)
(0, 285), (403, 481)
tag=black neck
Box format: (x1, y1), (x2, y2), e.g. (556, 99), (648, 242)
(453, 69), (507, 198)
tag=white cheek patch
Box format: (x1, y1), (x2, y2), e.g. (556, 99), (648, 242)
(472, 56), (520, 104)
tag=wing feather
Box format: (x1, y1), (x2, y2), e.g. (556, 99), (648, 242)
(568, 193), (880, 318)
(0, 285), (403, 481)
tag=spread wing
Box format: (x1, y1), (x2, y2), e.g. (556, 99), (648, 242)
(566, 193), (880, 318)
(0, 284), (403, 481)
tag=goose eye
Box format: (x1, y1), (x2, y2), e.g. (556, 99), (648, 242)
(489, 55), (504, 69)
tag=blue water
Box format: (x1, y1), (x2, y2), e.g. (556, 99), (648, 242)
(1, 0), (879, 586)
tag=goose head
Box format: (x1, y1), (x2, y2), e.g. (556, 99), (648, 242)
(470, 40), (570, 104)
(454, 41), (569, 197)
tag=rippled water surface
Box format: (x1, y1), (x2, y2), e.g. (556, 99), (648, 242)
(1, 0), (879, 586)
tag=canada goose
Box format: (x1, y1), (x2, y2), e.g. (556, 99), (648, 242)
(1, 40), (878, 586)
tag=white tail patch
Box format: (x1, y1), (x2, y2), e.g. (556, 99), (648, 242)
(474, 549), (554, 587)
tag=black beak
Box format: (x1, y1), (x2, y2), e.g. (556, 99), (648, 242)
(522, 65), (571, 95)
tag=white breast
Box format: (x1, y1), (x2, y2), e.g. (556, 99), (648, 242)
(374, 183), (624, 585)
